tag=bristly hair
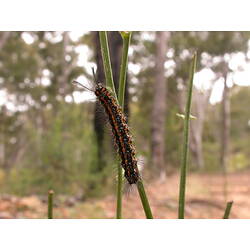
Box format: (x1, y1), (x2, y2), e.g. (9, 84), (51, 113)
(72, 80), (140, 184)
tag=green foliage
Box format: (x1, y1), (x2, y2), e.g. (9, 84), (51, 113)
(178, 52), (197, 219)
(0, 31), (250, 201)
(223, 201), (233, 219)
(99, 31), (153, 219)
(2, 102), (106, 197)
(48, 190), (54, 219)
(165, 106), (183, 168)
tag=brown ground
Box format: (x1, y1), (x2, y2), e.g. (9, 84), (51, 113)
(1, 171), (250, 219)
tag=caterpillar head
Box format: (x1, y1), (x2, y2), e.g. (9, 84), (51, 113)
(95, 83), (106, 96)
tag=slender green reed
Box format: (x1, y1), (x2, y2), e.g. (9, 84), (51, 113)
(118, 31), (153, 219)
(223, 201), (233, 219)
(99, 31), (153, 219)
(48, 190), (54, 219)
(116, 31), (132, 219)
(118, 31), (131, 107)
(116, 161), (123, 219)
(137, 180), (153, 219)
(99, 31), (121, 218)
(178, 52), (197, 219)
(99, 31), (117, 100)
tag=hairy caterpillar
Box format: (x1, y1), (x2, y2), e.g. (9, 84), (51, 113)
(73, 81), (140, 185)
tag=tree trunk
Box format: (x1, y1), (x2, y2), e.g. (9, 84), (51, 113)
(58, 32), (71, 97)
(151, 31), (169, 180)
(221, 71), (230, 172)
(189, 88), (211, 170)
(93, 31), (106, 172)
(0, 32), (10, 50)
(0, 32), (11, 168)
(0, 106), (6, 169)
(221, 69), (230, 202)
(108, 31), (129, 118)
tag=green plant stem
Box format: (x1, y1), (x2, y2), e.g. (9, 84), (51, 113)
(137, 180), (153, 219)
(99, 31), (117, 99)
(99, 31), (153, 219)
(223, 201), (233, 219)
(48, 190), (54, 219)
(178, 52), (197, 219)
(118, 32), (131, 107)
(99, 31), (120, 218)
(115, 32), (132, 219)
(116, 165), (123, 219)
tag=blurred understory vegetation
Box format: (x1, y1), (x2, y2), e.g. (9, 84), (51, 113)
(0, 31), (250, 198)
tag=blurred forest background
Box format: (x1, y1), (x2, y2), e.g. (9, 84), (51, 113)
(0, 31), (250, 218)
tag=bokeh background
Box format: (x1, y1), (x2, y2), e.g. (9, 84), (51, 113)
(0, 31), (250, 218)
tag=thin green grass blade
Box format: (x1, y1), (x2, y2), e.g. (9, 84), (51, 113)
(99, 31), (117, 100)
(178, 52), (197, 219)
(118, 31), (153, 219)
(48, 190), (54, 219)
(99, 31), (121, 218)
(116, 166), (123, 219)
(223, 201), (233, 219)
(116, 31), (132, 219)
(137, 180), (153, 219)
(118, 31), (131, 107)
(99, 31), (153, 219)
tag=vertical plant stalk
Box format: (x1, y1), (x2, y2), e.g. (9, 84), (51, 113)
(116, 162), (123, 219)
(118, 32), (131, 107)
(48, 190), (54, 219)
(99, 31), (117, 99)
(178, 52), (197, 219)
(100, 31), (153, 219)
(137, 180), (153, 219)
(223, 201), (233, 219)
(99, 31), (120, 218)
(118, 31), (153, 219)
(116, 31), (132, 219)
